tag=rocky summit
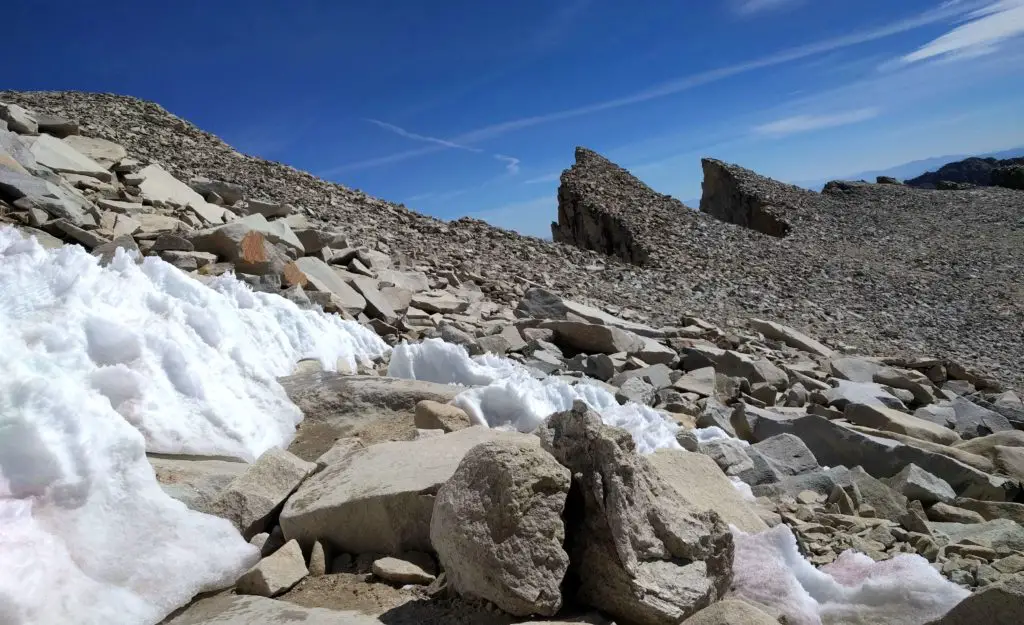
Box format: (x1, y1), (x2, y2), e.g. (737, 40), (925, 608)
(2, 91), (1024, 625)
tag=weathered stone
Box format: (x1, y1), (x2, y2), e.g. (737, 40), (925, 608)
(280, 372), (461, 460)
(209, 448), (316, 538)
(32, 113), (77, 137)
(886, 464), (957, 504)
(280, 427), (538, 554)
(236, 198), (293, 219)
(431, 439), (570, 616)
(410, 291), (469, 314)
(873, 367), (940, 405)
(92, 234), (140, 266)
(675, 366), (716, 396)
(845, 403), (961, 445)
(994, 445), (1024, 482)
(189, 177), (244, 205)
(681, 599), (779, 625)
(933, 519), (1024, 552)
(632, 336), (677, 365)
(751, 433), (819, 477)
(539, 320), (645, 355)
(164, 595), (383, 624)
(372, 556), (436, 585)
(377, 268), (430, 293)
(825, 380), (906, 410)
(24, 133), (111, 181)
(61, 135), (127, 169)
(1, 127), (38, 174)
(289, 257), (365, 313)
(829, 357), (885, 382)
(188, 220), (288, 275)
(148, 455), (248, 515)
(48, 219), (108, 249)
(313, 437), (365, 470)
(346, 274), (398, 322)
(749, 318), (834, 357)
(927, 502), (985, 524)
(414, 400), (472, 432)
(0, 168), (95, 226)
(99, 211), (140, 238)
(539, 402), (733, 625)
(0, 102), (38, 134)
(954, 498), (1024, 525)
(950, 397), (1014, 439)
(648, 448), (767, 533)
(616, 377), (657, 405)
(136, 163), (209, 208)
(954, 430), (1024, 459)
(235, 539), (308, 597)
(699, 158), (800, 237)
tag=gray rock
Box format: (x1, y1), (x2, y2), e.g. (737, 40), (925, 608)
(291, 257), (366, 314)
(539, 402), (734, 625)
(1, 127), (38, 174)
(48, 218), (109, 249)
(26, 133), (112, 181)
(165, 595), (384, 624)
(516, 287), (653, 333)
(927, 502), (985, 524)
(950, 397), (1014, 439)
(308, 541), (327, 576)
(648, 448), (767, 534)
(616, 377), (657, 405)
(410, 291), (470, 314)
(915, 404), (957, 428)
(752, 467), (852, 499)
(61, 135), (126, 169)
(33, 113), (77, 137)
(235, 539), (308, 597)
(414, 400), (472, 432)
(925, 575), (1024, 624)
(209, 448), (316, 538)
(0, 102), (38, 134)
(681, 600), (779, 625)
(844, 467), (909, 522)
(377, 268), (430, 293)
(829, 357), (885, 382)
(372, 556), (436, 585)
(189, 177), (244, 205)
(825, 380), (907, 410)
(953, 499), (1024, 525)
(751, 433), (819, 477)
(188, 220), (289, 275)
(632, 336), (677, 365)
(933, 519), (1024, 552)
(886, 464), (957, 504)
(346, 274), (398, 323)
(675, 366), (716, 397)
(749, 318), (834, 357)
(431, 439), (570, 616)
(92, 234), (141, 267)
(753, 415), (1011, 500)
(148, 454), (248, 515)
(280, 427), (539, 555)
(0, 168), (95, 226)
(237, 198), (293, 219)
(314, 437), (365, 470)
(873, 367), (940, 405)
(279, 373), (461, 461)
(609, 363), (674, 390)
(539, 320), (645, 355)
(696, 398), (736, 436)
(845, 403), (961, 445)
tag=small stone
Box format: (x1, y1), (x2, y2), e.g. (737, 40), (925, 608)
(235, 539), (308, 597)
(308, 541), (327, 576)
(371, 556), (436, 585)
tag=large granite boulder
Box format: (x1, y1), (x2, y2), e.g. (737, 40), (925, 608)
(538, 402), (733, 625)
(431, 439), (571, 616)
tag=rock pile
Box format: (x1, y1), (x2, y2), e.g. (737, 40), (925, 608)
(3, 95), (1024, 624)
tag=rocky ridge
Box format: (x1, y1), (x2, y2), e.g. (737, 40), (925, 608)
(3, 93), (1024, 624)
(904, 155), (1024, 189)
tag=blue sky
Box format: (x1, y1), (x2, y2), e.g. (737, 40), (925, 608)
(6, 0), (1024, 237)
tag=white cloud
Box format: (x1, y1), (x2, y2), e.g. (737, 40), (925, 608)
(902, 0), (1024, 63)
(753, 107), (881, 137)
(524, 171), (562, 184)
(325, 2), (974, 174)
(494, 154), (521, 175)
(734, 0), (803, 16)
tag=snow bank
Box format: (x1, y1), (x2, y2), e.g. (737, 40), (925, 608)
(388, 338), (681, 453)
(731, 524), (969, 625)
(0, 228), (389, 625)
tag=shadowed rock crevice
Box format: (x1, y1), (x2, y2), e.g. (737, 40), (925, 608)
(699, 158), (817, 237)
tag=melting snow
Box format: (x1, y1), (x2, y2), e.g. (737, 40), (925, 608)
(0, 227), (388, 625)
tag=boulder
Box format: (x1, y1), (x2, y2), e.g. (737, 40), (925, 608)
(825, 380), (906, 410)
(279, 372), (461, 460)
(431, 439), (570, 616)
(410, 291), (469, 314)
(414, 400), (472, 432)
(23, 134), (112, 181)
(682, 600), (779, 625)
(932, 519), (1024, 552)
(539, 320), (645, 355)
(648, 448), (768, 533)
(954, 430), (1024, 459)
(927, 502), (985, 523)
(1, 127), (38, 174)
(136, 163), (209, 208)
(346, 274), (398, 323)
(886, 464), (956, 504)
(632, 336), (677, 365)
(749, 318), (834, 357)
(0, 168), (95, 226)
(0, 102), (38, 134)
(61, 135), (127, 169)
(290, 257), (366, 313)
(953, 498), (1024, 525)
(235, 539), (308, 598)
(236, 198), (293, 219)
(925, 575), (1024, 624)
(188, 221), (288, 275)
(148, 454), (248, 515)
(538, 402), (733, 625)
(164, 595), (382, 624)
(994, 446), (1024, 482)
(750, 433), (819, 477)
(208, 448), (316, 538)
(845, 403), (961, 445)
(829, 357), (885, 383)
(279, 427), (539, 554)
(674, 366), (716, 397)
(189, 177), (244, 205)
(371, 556), (436, 585)
(377, 268), (430, 293)
(753, 415), (1011, 500)
(515, 287), (653, 332)
(950, 397), (1014, 439)
(33, 113), (77, 138)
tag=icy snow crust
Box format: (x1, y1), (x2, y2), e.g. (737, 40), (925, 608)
(388, 338), (683, 453)
(732, 524), (970, 625)
(0, 228), (388, 625)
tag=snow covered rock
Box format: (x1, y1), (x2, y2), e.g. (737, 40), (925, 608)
(235, 539), (308, 597)
(539, 402), (733, 625)
(431, 439), (571, 616)
(209, 447), (316, 538)
(279, 427), (540, 554)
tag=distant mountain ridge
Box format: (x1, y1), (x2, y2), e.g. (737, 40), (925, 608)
(793, 146), (1024, 190)
(904, 155), (1024, 189)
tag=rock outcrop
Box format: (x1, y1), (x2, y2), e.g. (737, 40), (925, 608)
(699, 158), (817, 237)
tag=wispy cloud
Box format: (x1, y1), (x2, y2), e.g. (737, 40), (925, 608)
(901, 0), (1024, 64)
(733, 0), (804, 16)
(754, 107), (881, 137)
(494, 154), (521, 174)
(358, 119), (522, 176)
(524, 171), (562, 184)
(324, 2), (975, 175)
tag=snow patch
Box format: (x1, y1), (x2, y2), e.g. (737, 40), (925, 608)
(388, 338), (681, 453)
(0, 228), (389, 625)
(731, 524), (969, 625)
